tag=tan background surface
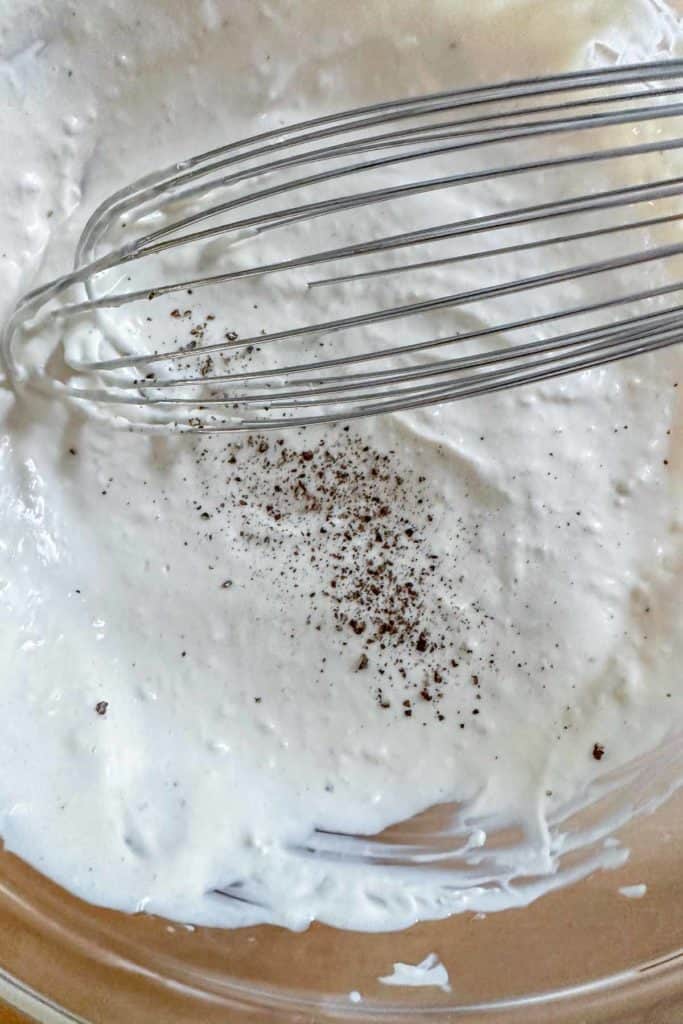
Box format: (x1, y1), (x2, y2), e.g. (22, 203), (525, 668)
(0, 1009), (27, 1023)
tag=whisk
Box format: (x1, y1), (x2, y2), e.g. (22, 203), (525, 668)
(3, 59), (683, 431)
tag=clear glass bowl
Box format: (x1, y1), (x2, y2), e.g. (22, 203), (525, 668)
(1, 1), (681, 1018)
(1, 734), (682, 1022)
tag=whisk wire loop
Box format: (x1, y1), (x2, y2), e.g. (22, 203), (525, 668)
(3, 59), (682, 430)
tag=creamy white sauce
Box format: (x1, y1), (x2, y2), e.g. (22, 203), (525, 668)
(379, 953), (451, 992)
(619, 883), (647, 898)
(0, 0), (681, 932)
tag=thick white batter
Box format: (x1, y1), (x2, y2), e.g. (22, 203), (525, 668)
(0, 0), (681, 931)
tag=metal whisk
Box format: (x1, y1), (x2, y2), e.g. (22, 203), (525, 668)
(3, 59), (683, 431)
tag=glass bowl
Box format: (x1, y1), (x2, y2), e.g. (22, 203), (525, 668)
(1, 734), (682, 1022)
(1, 1), (681, 1020)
